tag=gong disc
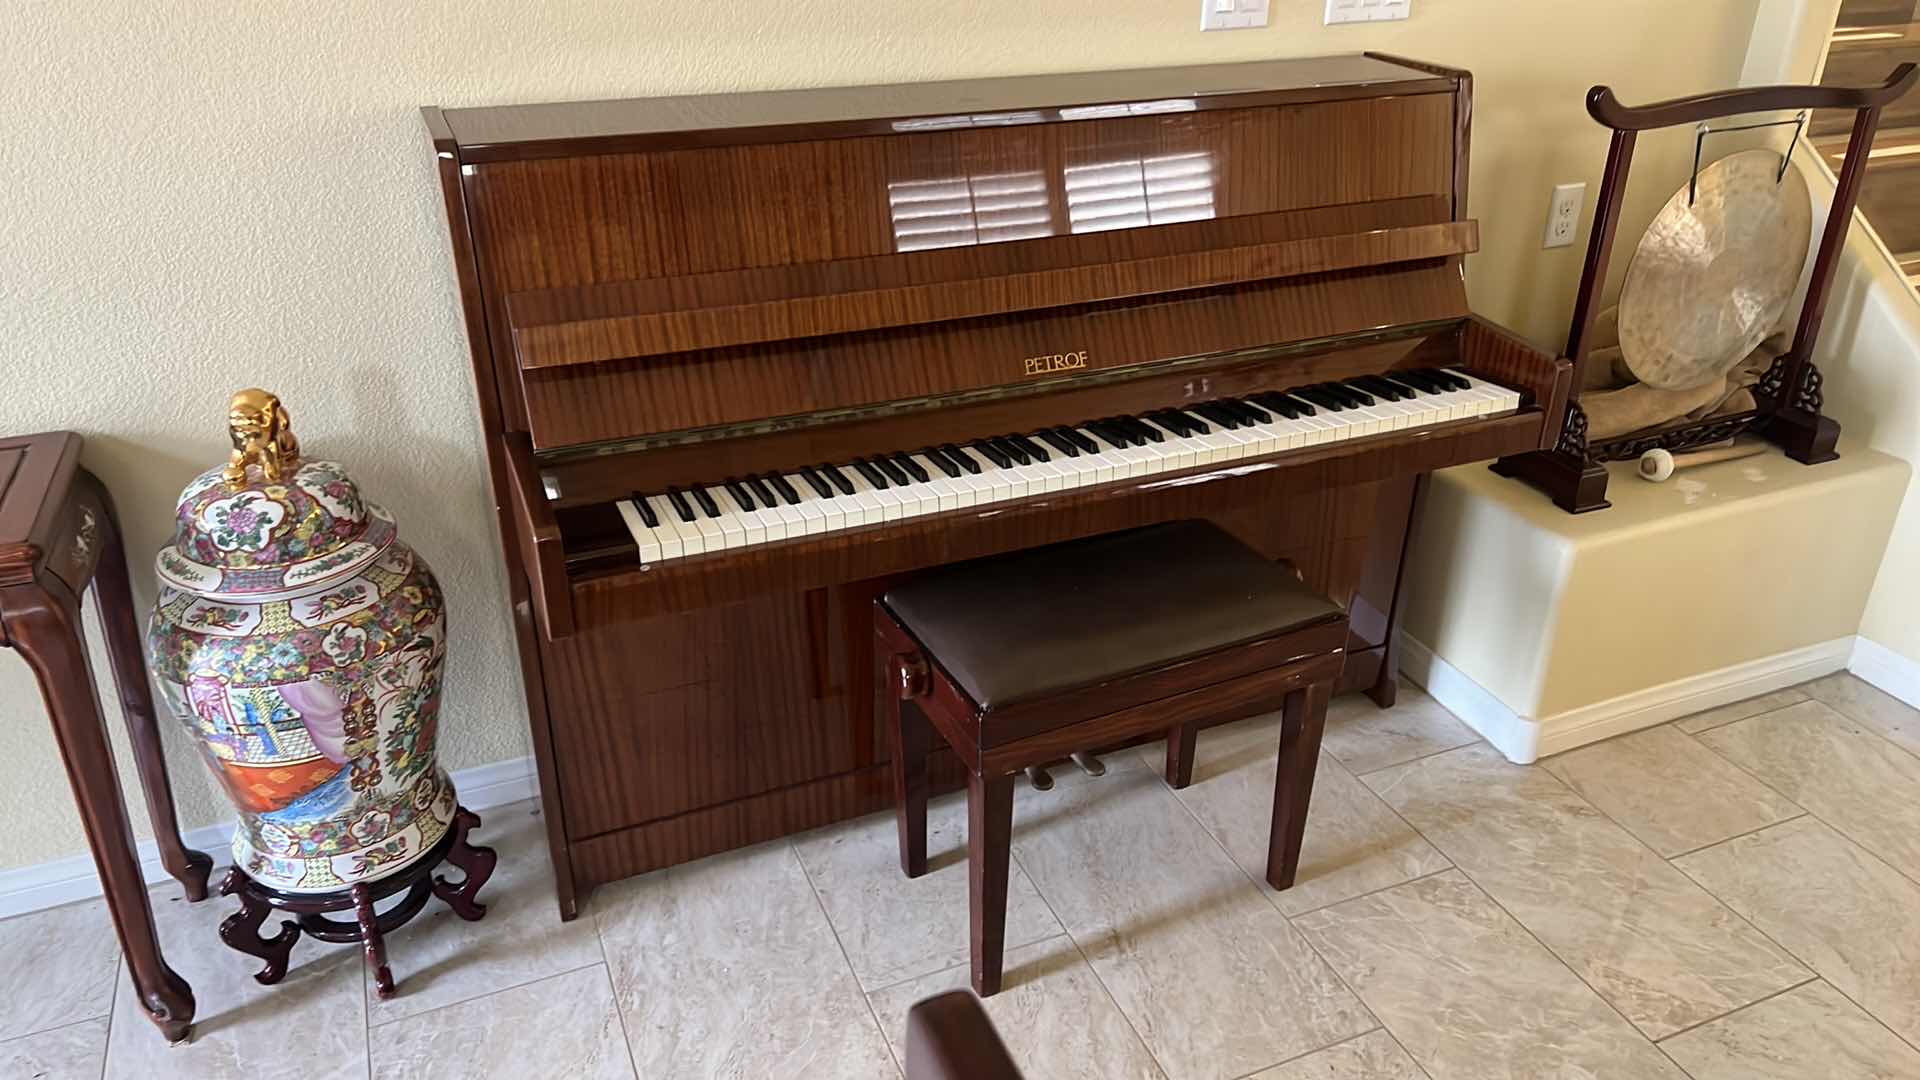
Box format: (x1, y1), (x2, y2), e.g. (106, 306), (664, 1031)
(1617, 149), (1811, 390)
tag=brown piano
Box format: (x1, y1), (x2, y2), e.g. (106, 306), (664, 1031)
(421, 52), (1569, 919)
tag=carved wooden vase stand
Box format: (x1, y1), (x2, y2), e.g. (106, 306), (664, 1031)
(219, 807), (496, 996)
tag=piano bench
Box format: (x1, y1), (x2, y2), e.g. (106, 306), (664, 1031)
(874, 520), (1349, 997)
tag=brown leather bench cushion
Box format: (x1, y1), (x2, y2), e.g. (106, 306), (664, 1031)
(881, 520), (1342, 710)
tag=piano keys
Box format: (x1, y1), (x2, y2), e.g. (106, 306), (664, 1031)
(422, 52), (1570, 918)
(616, 370), (1523, 565)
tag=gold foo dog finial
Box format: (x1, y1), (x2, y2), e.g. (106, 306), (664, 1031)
(223, 388), (300, 490)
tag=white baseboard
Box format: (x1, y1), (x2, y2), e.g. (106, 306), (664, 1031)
(1849, 636), (1920, 709)
(1399, 634), (1856, 764)
(0, 757), (539, 920)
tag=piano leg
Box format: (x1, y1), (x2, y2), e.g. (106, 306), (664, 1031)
(1349, 472), (1431, 709)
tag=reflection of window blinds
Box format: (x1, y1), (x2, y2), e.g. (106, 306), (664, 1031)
(887, 171), (1053, 252)
(1064, 152), (1216, 234)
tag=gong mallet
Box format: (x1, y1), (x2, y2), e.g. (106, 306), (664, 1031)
(1638, 438), (1768, 482)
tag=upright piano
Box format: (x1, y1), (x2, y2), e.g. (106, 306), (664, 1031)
(422, 52), (1568, 918)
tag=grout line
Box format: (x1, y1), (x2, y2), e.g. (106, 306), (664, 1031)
(1663, 812), (1809, 861)
(789, 840), (904, 1079)
(363, 960), (608, 1033)
(97, 956), (119, 1080)
(582, 870), (643, 1080)
(1346, 736), (1482, 779)
(1005, 842), (1172, 1080)
(1650, 974), (1818, 1044)
(1220, 1026), (1388, 1080)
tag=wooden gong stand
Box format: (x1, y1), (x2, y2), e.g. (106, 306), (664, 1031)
(1494, 63), (1919, 512)
(217, 806), (497, 997)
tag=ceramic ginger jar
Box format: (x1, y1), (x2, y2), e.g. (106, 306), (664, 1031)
(147, 397), (456, 894)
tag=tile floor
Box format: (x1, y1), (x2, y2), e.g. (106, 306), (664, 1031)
(5, 672), (1920, 1079)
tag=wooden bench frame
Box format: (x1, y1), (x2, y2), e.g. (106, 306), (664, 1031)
(875, 601), (1348, 996)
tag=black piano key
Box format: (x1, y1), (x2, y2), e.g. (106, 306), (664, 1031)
(1253, 391), (1308, 419)
(1296, 386), (1346, 411)
(1194, 403), (1242, 429)
(1169, 409), (1212, 434)
(1351, 375), (1408, 401)
(1146, 411), (1189, 437)
(1217, 400), (1262, 425)
(889, 453), (927, 483)
(695, 486), (723, 517)
(1097, 419), (1140, 447)
(720, 481), (753, 513)
(853, 458), (890, 489)
(766, 473), (801, 505)
(1123, 417), (1164, 443)
(1387, 369), (1442, 393)
(1232, 399), (1272, 424)
(871, 456), (906, 485)
(667, 488), (696, 523)
(746, 475), (779, 506)
(924, 447), (962, 477)
(1428, 368), (1473, 391)
(1038, 430), (1079, 457)
(1083, 422), (1126, 450)
(993, 437), (1031, 465)
(799, 467), (834, 499)
(1013, 435), (1050, 462)
(1062, 427), (1099, 454)
(822, 464), (856, 496)
(943, 444), (983, 474)
(972, 440), (1012, 468)
(1324, 383), (1373, 408)
(630, 494), (659, 528)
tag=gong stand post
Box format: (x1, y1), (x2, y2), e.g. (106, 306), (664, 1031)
(217, 806), (495, 998)
(1494, 63), (1919, 514)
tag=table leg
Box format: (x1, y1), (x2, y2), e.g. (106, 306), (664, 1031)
(6, 583), (196, 1043)
(82, 473), (212, 900)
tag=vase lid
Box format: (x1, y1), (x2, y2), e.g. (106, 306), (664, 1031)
(155, 390), (397, 601)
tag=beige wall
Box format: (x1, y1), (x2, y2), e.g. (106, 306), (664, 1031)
(0, 0), (1764, 872)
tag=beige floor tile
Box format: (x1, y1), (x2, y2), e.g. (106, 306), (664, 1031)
(594, 839), (896, 1079)
(1011, 767), (1374, 1080)
(1698, 700), (1920, 881)
(1144, 712), (1449, 917)
(0, 1018), (109, 1080)
(0, 898), (118, 1040)
(1673, 688), (1807, 734)
(793, 792), (1062, 992)
(1660, 980), (1920, 1080)
(103, 878), (367, 1079)
(369, 964), (633, 1080)
(1801, 672), (1920, 758)
(1364, 745), (1808, 1038)
(1674, 816), (1920, 1047)
(867, 937), (1164, 1080)
(366, 803), (604, 1024)
(1295, 872), (1687, 1080)
(1541, 725), (1803, 856)
(1248, 1030), (1427, 1079)
(1319, 684), (1479, 776)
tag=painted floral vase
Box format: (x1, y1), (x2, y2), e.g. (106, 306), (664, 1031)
(147, 423), (456, 895)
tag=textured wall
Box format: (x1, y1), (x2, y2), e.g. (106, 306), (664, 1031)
(0, 0), (1762, 871)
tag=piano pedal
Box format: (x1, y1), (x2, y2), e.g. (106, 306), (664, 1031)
(1023, 765), (1054, 791)
(1069, 751), (1106, 778)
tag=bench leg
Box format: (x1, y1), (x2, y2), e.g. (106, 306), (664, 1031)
(887, 665), (932, 879)
(968, 771), (1015, 997)
(1164, 724), (1198, 789)
(1266, 681), (1331, 890)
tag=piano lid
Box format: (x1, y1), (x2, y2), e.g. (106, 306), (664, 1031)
(437, 54), (1454, 161)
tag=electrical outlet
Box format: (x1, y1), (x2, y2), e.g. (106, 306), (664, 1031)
(1201, 0), (1269, 31)
(1544, 182), (1586, 248)
(1325, 0), (1409, 25)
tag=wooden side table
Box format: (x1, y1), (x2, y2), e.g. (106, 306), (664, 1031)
(0, 432), (212, 1043)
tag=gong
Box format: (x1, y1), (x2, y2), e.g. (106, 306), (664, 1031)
(1617, 149), (1812, 390)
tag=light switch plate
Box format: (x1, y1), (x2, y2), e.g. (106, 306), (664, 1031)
(1202, 0), (1270, 31)
(1325, 0), (1409, 25)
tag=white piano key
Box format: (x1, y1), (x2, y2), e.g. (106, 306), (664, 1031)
(650, 494), (699, 558)
(618, 499), (666, 565)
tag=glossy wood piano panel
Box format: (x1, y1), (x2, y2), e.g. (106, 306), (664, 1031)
(423, 53), (1566, 917)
